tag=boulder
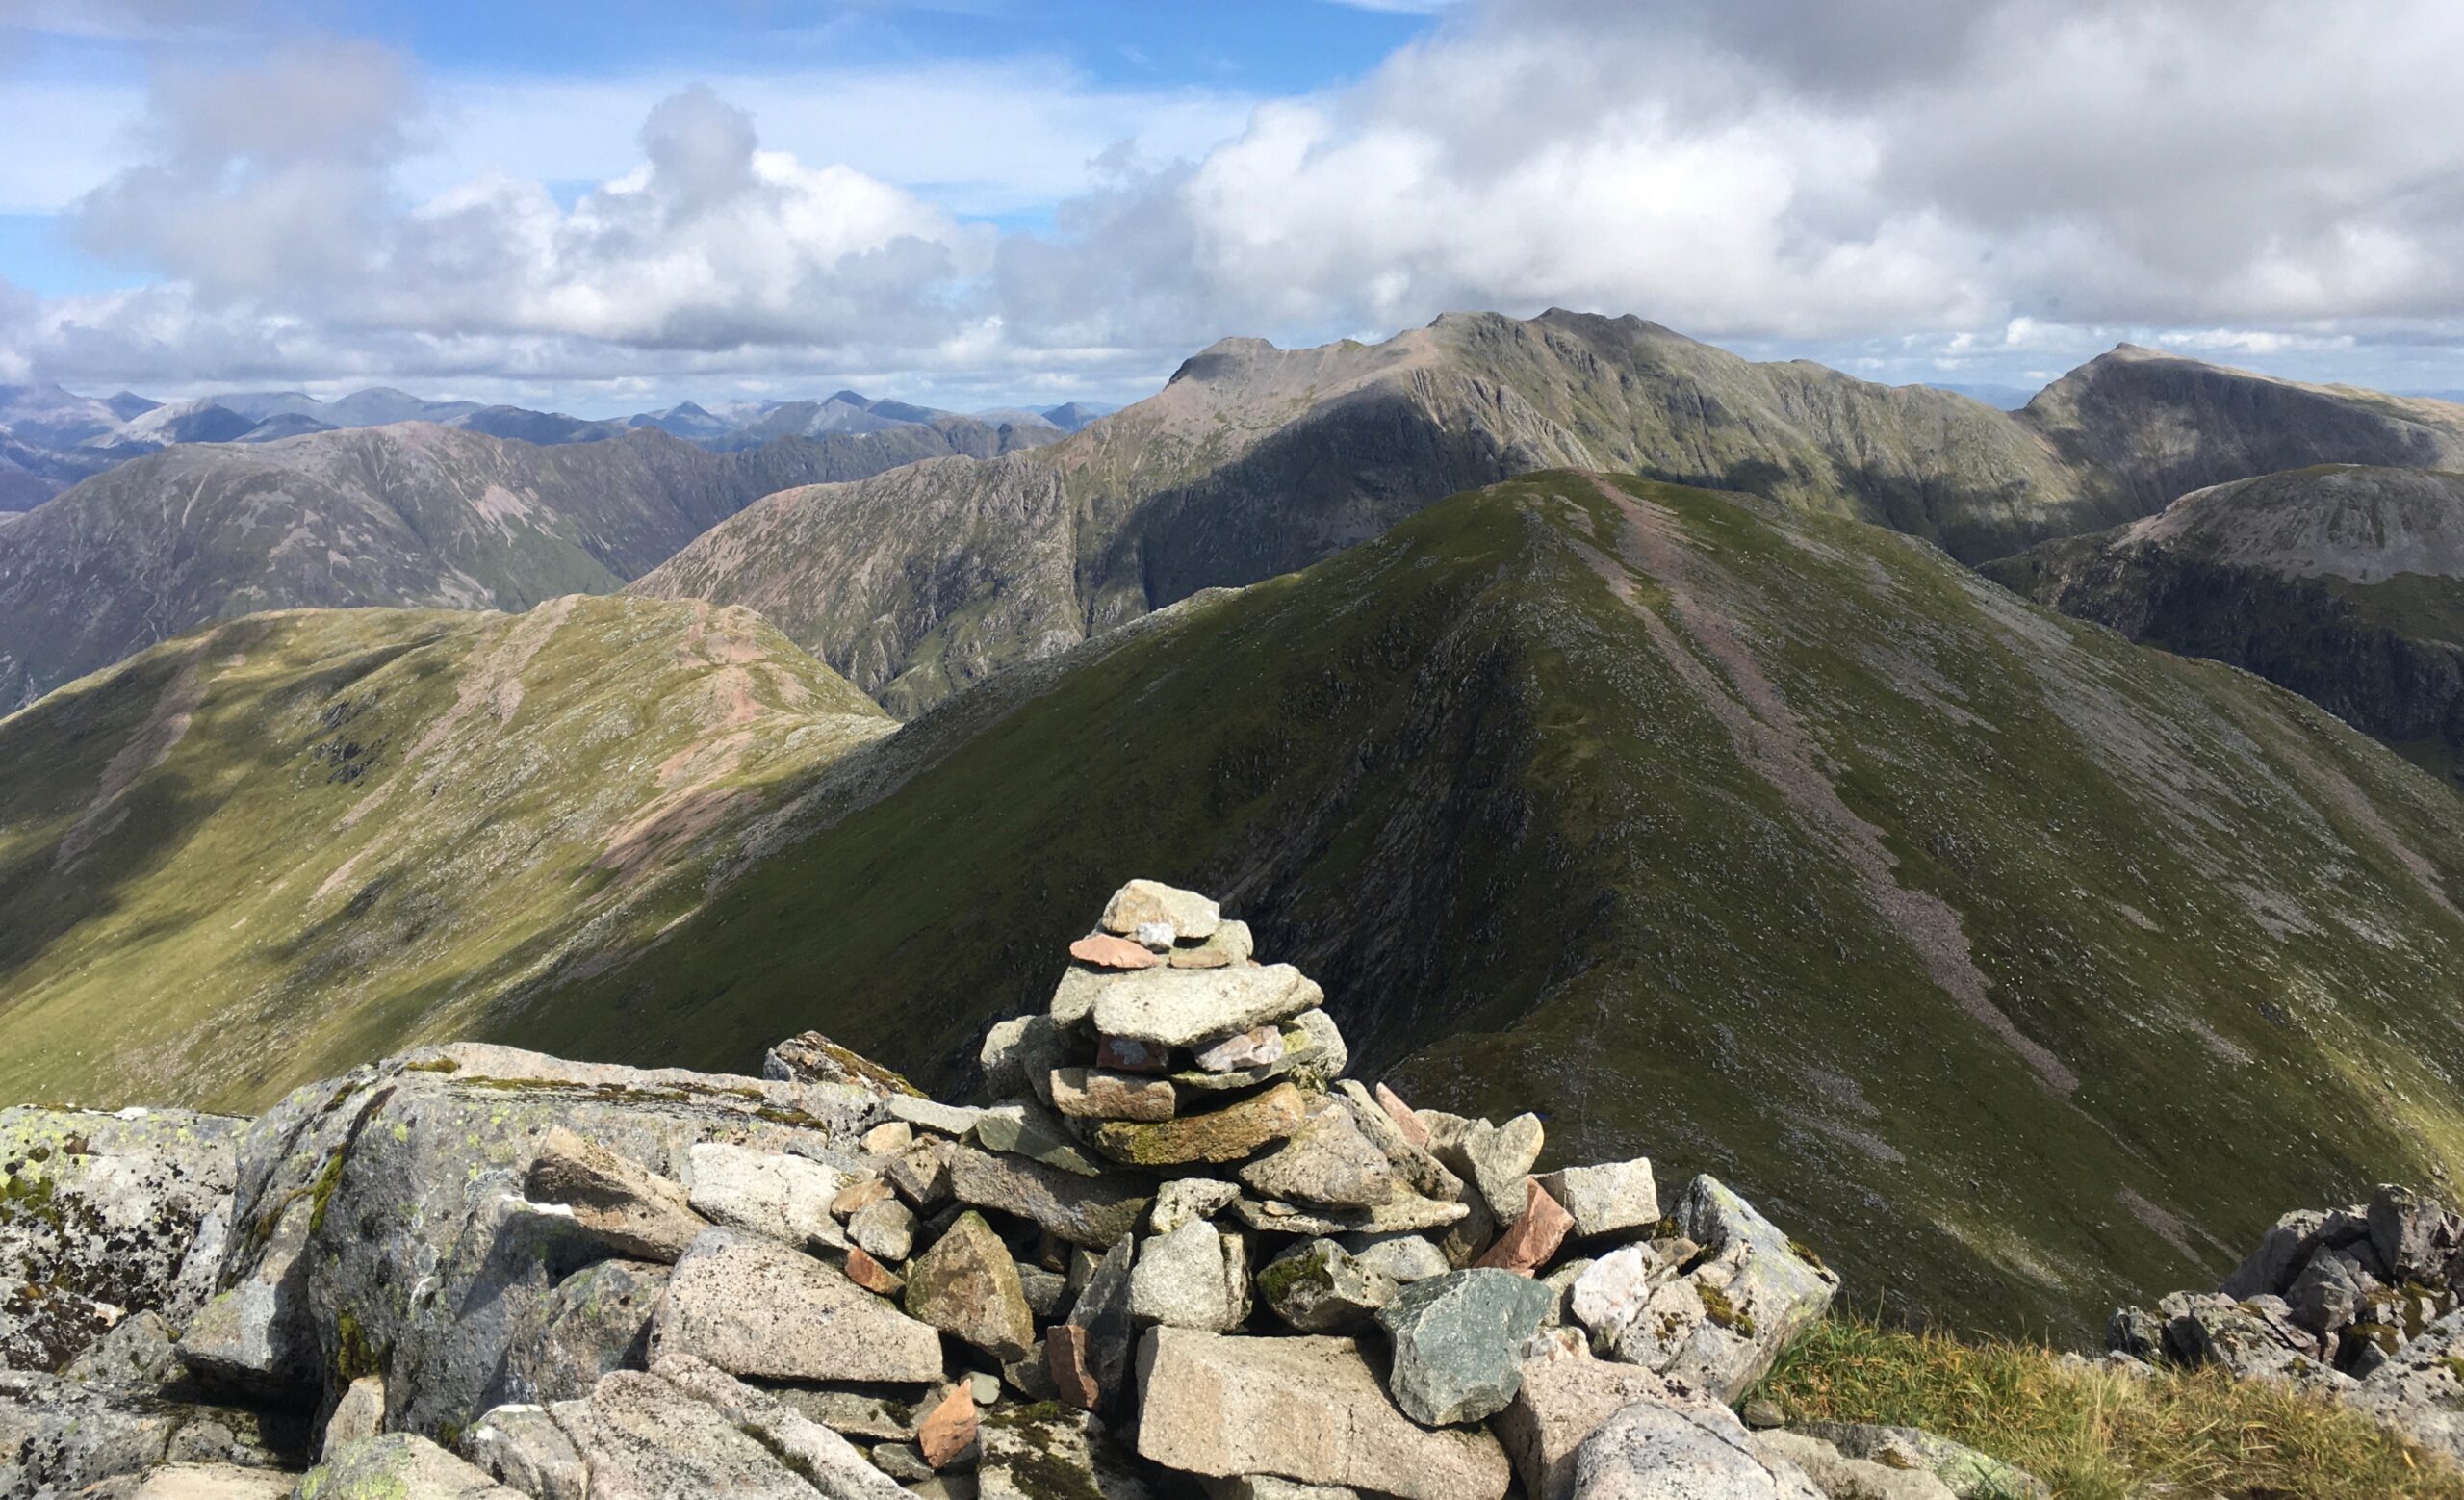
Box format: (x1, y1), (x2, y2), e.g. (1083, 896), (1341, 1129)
(525, 1125), (709, 1262)
(1569, 1241), (1684, 1347)
(888, 1097), (989, 1138)
(886, 1136), (956, 1209)
(947, 1144), (1151, 1248)
(980, 1016), (1068, 1104)
(978, 1404), (1154, 1500)
(1493, 1350), (1679, 1500)
(1257, 1239), (1400, 1333)
(916, 1382), (978, 1469)
(1657, 1177), (1839, 1400)
(2369, 1183), (2460, 1285)
(1049, 1068), (1177, 1124)
(1092, 967), (1324, 1049)
(1753, 1431), (1958, 1500)
(1239, 1098), (1404, 1208)
(2345, 1308), (2464, 1463)
(685, 1142), (850, 1250)
(81, 1463), (297, 1498)
(1445, 1115), (1545, 1226)
(64, 1310), (184, 1396)
(1171, 920), (1255, 970)
(762, 1032), (925, 1098)
(1092, 1083), (1307, 1169)
(1061, 1237), (1139, 1413)
(0, 1105), (245, 1373)
(1791, 1424), (2050, 1500)
(546, 1370), (825, 1499)
(321, 1374), (387, 1459)
(907, 1211), (1039, 1363)
(1344, 1232), (1451, 1286)
(1130, 1220), (1252, 1332)
(1132, 1328), (1511, 1500)
(496, 1257), (666, 1406)
(973, 1102), (1106, 1177)
(1100, 879), (1222, 941)
(1535, 1161), (1660, 1242)
(1476, 1178), (1575, 1275)
(174, 1194), (315, 1396)
(1333, 1082), (1463, 1202)
(1375, 1269), (1557, 1425)
(1201, 1480), (1359, 1499)
(849, 1197), (919, 1262)
(653, 1228), (944, 1384)
(651, 1351), (909, 1498)
(0, 1369), (308, 1497)
(296, 1434), (526, 1498)
(463, 1405), (589, 1500)
(2218, 1209), (2329, 1300)
(1569, 1398), (1824, 1500)
(2156, 1291), (2346, 1387)
(1151, 1177), (1243, 1235)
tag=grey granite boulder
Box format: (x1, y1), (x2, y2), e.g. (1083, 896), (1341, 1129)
(494, 1257), (666, 1406)
(1375, 1269), (1556, 1425)
(653, 1228), (944, 1384)
(685, 1142), (850, 1250)
(295, 1434), (526, 1498)
(946, 1143), (1150, 1248)
(1100, 879), (1221, 941)
(1257, 1239), (1399, 1333)
(462, 1405), (588, 1500)
(1091, 966), (1326, 1048)
(1240, 1099), (1406, 1209)
(1535, 1160), (1659, 1242)
(978, 1403), (1154, 1500)
(1569, 1398), (1823, 1500)
(526, 1125), (710, 1262)
(545, 1370), (823, 1499)
(1128, 1220), (1251, 1332)
(1791, 1424), (2049, 1500)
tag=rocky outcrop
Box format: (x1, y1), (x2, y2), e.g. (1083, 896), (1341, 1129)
(0, 878), (1888, 1498)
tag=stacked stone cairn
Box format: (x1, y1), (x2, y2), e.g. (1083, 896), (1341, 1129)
(2105, 1183), (2464, 1468)
(0, 879), (1999, 1500)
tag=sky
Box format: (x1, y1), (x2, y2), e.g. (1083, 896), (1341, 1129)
(0, 0), (2458, 417)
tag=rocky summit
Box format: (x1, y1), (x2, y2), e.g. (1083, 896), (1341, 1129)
(0, 878), (2028, 1500)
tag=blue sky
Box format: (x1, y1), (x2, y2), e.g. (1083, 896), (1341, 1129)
(0, 0), (2457, 415)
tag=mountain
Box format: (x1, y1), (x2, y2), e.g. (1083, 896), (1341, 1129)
(627, 401), (736, 440)
(0, 382), (142, 448)
(323, 386), (484, 427)
(727, 393), (915, 443)
(14, 472), (2464, 1337)
(79, 398), (259, 453)
(232, 412), (336, 443)
(633, 313), (2464, 719)
(1040, 401), (1112, 431)
(970, 405), (1066, 432)
(204, 390), (325, 424)
(447, 404), (622, 445)
(1919, 381), (2038, 410)
(0, 592), (889, 1111)
(1984, 464), (2464, 784)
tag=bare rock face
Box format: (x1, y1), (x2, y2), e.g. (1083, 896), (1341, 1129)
(1569, 1399), (1824, 1500)
(0, 1106), (245, 1372)
(525, 1126), (710, 1262)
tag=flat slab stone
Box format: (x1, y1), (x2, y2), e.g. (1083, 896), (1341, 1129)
(1092, 966), (1324, 1048)
(524, 1125), (709, 1263)
(1231, 1194), (1470, 1236)
(1051, 1067), (1178, 1123)
(1091, 1082), (1306, 1167)
(888, 1096), (989, 1137)
(651, 1228), (944, 1384)
(548, 1371), (823, 1500)
(974, 1101), (1106, 1177)
(1570, 1399), (1823, 1500)
(1133, 1328), (1510, 1500)
(1536, 1161), (1660, 1242)
(1100, 879), (1221, 941)
(685, 1143), (849, 1251)
(302, 1435), (526, 1498)
(1494, 1351), (1678, 1500)
(1071, 934), (1160, 970)
(947, 1143), (1151, 1248)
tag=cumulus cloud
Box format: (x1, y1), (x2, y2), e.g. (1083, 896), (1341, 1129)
(13, 0), (2464, 403)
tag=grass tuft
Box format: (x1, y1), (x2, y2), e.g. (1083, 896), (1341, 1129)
(1753, 1316), (2464, 1499)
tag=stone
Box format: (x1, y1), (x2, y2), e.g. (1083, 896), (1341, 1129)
(890, 1096), (990, 1138)
(906, 1479), (978, 1500)
(1438, 1190), (1500, 1270)
(887, 1136), (957, 1209)
(1133, 1329), (1512, 1500)
(652, 1228), (945, 1384)
(686, 1142), (850, 1251)
(547, 1369), (820, 1500)
(1049, 968), (1121, 1027)
(1754, 1431), (1959, 1500)
(1441, 1114), (1544, 1226)
(465, 1405), (589, 1500)
(849, 1195), (919, 1262)
(1374, 1084), (1430, 1150)
(907, 1210), (1039, 1364)
(1093, 966), (1324, 1048)
(1376, 1268), (1558, 1425)
(1792, 1424), (2050, 1500)
(1151, 1177), (1244, 1235)
(1741, 1400), (1786, 1431)
(2218, 1208), (2328, 1300)
(1049, 1067), (1177, 1123)
(973, 1101), (1105, 1177)
(1129, 1220), (1251, 1332)
(1135, 921), (1179, 950)
(980, 1015), (1068, 1102)
(1093, 1082), (1307, 1168)
(298, 1435), (526, 1498)
(1476, 1178), (1576, 1275)
(1493, 1351), (1680, 1500)
(835, 1176), (895, 1216)
(871, 1441), (933, 1482)
(2156, 1291), (2346, 1387)
(85, 1464), (297, 1499)
(1201, 1481), (1358, 1500)
(979, 1403), (1156, 1500)
(0, 1368), (306, 1494)
(1536, 1161), (1660, 1242)
(1659, 1176), (1841, 1401)
(1095, 1036), (1174, 1073)
(1049, 1324), (1101, 1409)
(2285, 1246), (2376, 1343)
(1237, 1097), (1404, 1207)
(947, 1144), (1151, 1248)
(918, 1383), (979, 1469)
(765, 1387), (917, 1441)
(321, 1375), (386, 1461)
(861, 1121), (914, 1156)
(64, 1309), (183, 1395)
(1100, 879), (1221, 940)
(2370, 1183), (2459, 1284)
(1194, 1024), (1287, 1073)
(1063, 1237), (1139, 1413)
(1171, 1020), (1321, 1095)
(1070, 933), (1159, 970)
(1344, 1231), (1452, 1285)
(1333, 1081), (1464, 1202)
(1171, 920), (1255, 970)
(522, 1125), (710, 1262)
(1230, 1193), (1470, 1237)
(0, 1106), (244, 1375)
(762, 1031), (925, 1098)
(651, 1351), (911, 1499)
(1257, 1239), (1400, 1333)
(1569, 1399), (1824, 1500)
(493, 1257), (669, 1409)
(844, 1246), (906, 1295)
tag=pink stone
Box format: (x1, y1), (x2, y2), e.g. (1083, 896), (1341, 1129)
(1094, 1035), (1171, 1073)
(917, 1382), (978, 1468)
(844, 1246), (905, 1296)
(1375, 1083), (1431, 1151)
(1047, 1323), (1100, 1411)
(1070, 933), (1159, 970)
(1476, 1179), (1575, 1277)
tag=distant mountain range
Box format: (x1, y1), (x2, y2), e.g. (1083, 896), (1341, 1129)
(0, 380), (1110, 510)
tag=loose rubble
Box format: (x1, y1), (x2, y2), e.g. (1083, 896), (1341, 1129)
(0, 878), (2006, 1500)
